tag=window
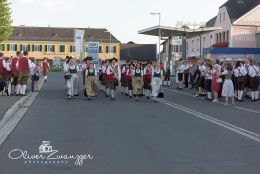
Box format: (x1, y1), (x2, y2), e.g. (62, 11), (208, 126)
(226, 30), (229, 43)
(45, 45), (55, 52)
(223, 32), (226, 42)
(210, 35), (213, 47)
(192, 40), (194, 52)
(99, 46), (103, 53)
(85, 46), (88, 53)
(33, 44), (41, 52)
(106, 46), (109, 53)
(0, 44), (4, 51)
(176, 45), (179, 53)
(20, 44), (30, 51)
(215, 34), (218, 43)
(70, 46), (75, 52)
(223, 12), (225, 22)
(113, 46), (117, 53)
(197, 38), (200, 51)
(220, 13), (222, 23)
(60, 45), (65, 52)
(7, 44), (17, 51)
(219, 33), (222, 43)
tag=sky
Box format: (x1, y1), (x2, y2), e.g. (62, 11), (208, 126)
(9, 0), (227, 44)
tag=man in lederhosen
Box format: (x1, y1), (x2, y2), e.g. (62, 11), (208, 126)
(234, 61), (247, 102)
(42, 58), (50, 82)
(248, 60), (260, 101)
(16, 51), (33, 96)
(106, 57), (121, 100)
(0, 52), (8, 93)
(11, 51), (22, 95)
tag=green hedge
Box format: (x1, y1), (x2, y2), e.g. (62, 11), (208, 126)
(50, 66), (63, 72)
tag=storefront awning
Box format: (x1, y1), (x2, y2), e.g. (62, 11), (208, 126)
(138, 25), (222, 37)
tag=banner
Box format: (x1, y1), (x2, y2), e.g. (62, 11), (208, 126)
(74, 29), (85, 53)
(88, 42), (99, 64)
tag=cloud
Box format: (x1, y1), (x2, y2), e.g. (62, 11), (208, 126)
(14, 0), (75, 9)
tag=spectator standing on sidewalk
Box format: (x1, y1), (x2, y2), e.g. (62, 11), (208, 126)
(33, 62), (41, 92)
(31, 58), (36, 92)
(212, 64), (221, 103)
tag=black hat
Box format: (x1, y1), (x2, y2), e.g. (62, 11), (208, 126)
(146, 61), (153, 66)
(111, 57), (118, 62)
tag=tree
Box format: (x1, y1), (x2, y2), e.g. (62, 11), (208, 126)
(0, 0), (13, 50)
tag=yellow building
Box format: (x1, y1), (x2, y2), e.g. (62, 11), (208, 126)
(0, 26), (121, 62)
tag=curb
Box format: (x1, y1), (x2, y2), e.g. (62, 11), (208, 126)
(0, 78), (45, 146)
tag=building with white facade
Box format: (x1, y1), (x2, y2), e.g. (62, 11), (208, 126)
(186, 0), (260, 61)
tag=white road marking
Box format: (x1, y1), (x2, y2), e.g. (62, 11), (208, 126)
(157, 98), (260, 143)
(164, 88), (260, 115)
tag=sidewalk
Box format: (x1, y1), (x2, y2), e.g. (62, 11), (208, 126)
(0, 96), (21, 120)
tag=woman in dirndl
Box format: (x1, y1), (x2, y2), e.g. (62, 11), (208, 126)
(64, 57), (79, 99)
(85, 63), (99, 100)
(143, 62), (153, 99)
(151, 64), (163, 102)
(126, 63), (135, 98)
(132, 63), (144, 101)
(221, 63), (235, 105)
(121, 64), (128, 95)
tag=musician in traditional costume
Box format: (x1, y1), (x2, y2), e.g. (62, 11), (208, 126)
(151, 64), (163, 102)
(233, 61), (247, 102)
(143, 61), (153, 99)
(16, 51), (33, 96)
(132, 63), (144, 101)
(121, 63), (129, 95)
(106, 57), (121, 100)
(248, 61), (260, 101)
(42, 58), (50, 82)
(126, 63), (135, 98)
(11, 51), (21, 95)
(0, 52), (7, 84)
(85, 63), (99, 100)
(63, 57), (80, 99)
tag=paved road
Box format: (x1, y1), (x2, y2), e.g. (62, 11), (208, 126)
(0, 96), (21, 121)
(0, 73), (259, 174)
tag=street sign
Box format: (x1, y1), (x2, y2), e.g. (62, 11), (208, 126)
(88, 42), (99, 65)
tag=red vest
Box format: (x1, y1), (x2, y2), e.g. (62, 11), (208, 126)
(18, 57), (30, 73)
(107, 65), (119, 80)
(11, 57), (19, 73)
(144, 68), (152, 80)
(43, 62), (49, 71)
(0, 59), (5, 73)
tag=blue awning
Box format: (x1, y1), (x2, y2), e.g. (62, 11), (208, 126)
(203, 48), (260, 55)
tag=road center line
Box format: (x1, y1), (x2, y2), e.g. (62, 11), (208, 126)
(163, 88), (260, 115)
(157, 98), (260, 143)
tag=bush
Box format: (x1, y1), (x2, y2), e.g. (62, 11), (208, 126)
(50, 66), (63, 72)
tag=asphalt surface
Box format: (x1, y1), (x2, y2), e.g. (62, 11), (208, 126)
(0, 72), (259, 174)
(0, 95), (21, 121)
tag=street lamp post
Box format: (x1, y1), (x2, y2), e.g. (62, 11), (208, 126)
(151, 12), (161, 63)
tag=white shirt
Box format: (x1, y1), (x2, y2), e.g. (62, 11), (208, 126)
(31, 62), (36, 75)
(64, 64), (79, 73)
(234, 66), (247, 77)
(248, 65), (260, 77)
(0, 58), (9, 70)
(205, 69), (213, 80)
(199, 65), (207, 75)
(178, 64), (186, 73)
(106, 64), (121, 80)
